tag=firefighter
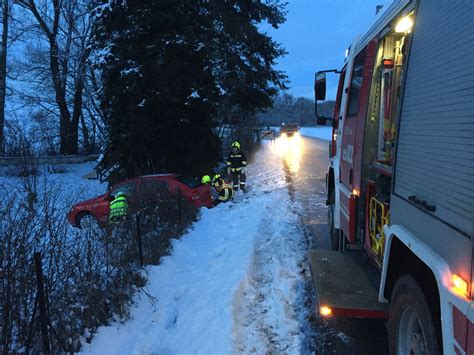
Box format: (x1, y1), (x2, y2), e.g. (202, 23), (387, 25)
(227, 141), (247, 191)
(109, 191), (129, 223)
(202, 174), (219, 200)
(212, 174), (233, 206)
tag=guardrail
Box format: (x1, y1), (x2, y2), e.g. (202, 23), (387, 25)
(0, 155), (99, 166)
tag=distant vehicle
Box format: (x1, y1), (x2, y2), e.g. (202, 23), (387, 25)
(280, 123), (299, 137)
(67, 174), (213, 228)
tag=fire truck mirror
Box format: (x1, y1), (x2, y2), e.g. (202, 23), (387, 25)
(314, 72), (326, 101)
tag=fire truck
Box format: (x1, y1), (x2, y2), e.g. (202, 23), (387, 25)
(309, 0), (474, 353)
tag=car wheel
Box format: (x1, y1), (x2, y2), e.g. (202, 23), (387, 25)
(328, 205), (339, 251)
(78, 214), (100, 229)
(389, 274), (440, 355)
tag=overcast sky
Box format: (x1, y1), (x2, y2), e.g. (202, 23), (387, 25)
(265, 0), (393, 99)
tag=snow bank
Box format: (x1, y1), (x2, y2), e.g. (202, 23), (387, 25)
(81, 142), (308, 354)
(299, 126), (332, 141)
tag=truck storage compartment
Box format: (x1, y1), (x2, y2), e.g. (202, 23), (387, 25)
(393, 0), (474, 238)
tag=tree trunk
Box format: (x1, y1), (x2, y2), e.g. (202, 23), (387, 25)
(0, 0), (8, 156)
(69, 47), (89, 155)
(49, 40), (74, 155)
(80, 112), (91, 153)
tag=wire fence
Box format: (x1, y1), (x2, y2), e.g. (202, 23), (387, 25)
(0, 181), (197, 353)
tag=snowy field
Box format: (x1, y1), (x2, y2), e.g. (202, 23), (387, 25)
(0, 160), (106, 209)
(299, 126), (332, 141)
(80, 142), (313, 354)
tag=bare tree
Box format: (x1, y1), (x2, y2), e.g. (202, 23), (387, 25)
(0, 0), (10, 155)
(16, 0), (93, 155)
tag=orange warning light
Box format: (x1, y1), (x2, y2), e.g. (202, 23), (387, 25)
(320, 306), (332, 317)
(452, 274), (469, 297)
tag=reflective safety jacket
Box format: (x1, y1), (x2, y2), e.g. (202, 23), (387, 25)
(109, 195), (128, 221)
(227, 150), (247, 172)
(213, 184), (234, 206)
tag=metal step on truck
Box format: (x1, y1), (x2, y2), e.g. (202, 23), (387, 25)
(310, 0), (474, 353)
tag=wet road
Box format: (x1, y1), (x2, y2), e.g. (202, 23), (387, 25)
(273, 134), (389, 354)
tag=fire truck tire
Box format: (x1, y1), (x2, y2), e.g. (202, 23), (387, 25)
(389, 274), (440, 355)
(328, 205), (339, 250)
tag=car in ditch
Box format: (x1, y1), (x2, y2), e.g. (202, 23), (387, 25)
(67, 174), (213, 228)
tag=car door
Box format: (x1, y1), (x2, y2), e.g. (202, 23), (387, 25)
(137, 179), (170, 209)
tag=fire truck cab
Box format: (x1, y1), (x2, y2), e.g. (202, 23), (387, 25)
(310, 1), (474, 353)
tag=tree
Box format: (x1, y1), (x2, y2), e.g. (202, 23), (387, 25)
(0, 0), (9, 155)
(257, 93), (335, 126)
(93, 0), (287, 182)
(16, 0), (95, 155)
(207, 1), (287, 119)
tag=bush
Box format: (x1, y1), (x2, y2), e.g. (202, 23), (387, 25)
(0, 180), (197, 352)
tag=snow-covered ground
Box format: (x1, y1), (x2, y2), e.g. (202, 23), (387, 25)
(299, 126), (332, 141)
(0, 160), (106, 211)
(80, 142), (313, 354)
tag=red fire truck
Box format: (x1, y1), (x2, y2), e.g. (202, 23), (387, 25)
(309, 0), (474, 353)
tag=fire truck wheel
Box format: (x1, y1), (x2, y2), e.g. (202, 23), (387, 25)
(328, 205), (339, 250)
(389, 274), (440, 355)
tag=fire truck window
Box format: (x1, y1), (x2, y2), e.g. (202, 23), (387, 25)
(347, 48), (367, 117)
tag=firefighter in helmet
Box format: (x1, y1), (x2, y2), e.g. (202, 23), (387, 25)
(227, 141), (247, 191)
(202, 174), (219, 200)
(109, 191), (129, 223)
(212, 174), (233, 206)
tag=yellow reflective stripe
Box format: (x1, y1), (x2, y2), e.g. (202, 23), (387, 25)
(227, 162), (231, 165)
(218, 188), (232, 201)
(218, 188), (229, 201)
(110, 196), (127, 206)
(242, 161), (247, 165)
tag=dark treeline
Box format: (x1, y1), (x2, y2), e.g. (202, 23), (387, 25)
(258, 93), (335, 126)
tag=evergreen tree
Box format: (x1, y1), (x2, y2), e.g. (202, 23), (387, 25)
(92, 0), (286, 182)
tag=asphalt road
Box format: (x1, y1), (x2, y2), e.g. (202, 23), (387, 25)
(275, 134), (389, 354)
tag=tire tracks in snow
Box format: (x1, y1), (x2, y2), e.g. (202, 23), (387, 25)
(231, 151), (311, 354)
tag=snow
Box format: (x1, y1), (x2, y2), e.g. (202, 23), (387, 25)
(80, 142), (311, 354)
(299, 126), (332, 141)
(0, 160), (106, 212)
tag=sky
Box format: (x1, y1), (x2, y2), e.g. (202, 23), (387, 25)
(265, 0), (393, 99)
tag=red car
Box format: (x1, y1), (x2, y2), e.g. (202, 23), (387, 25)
(67, 174), (213, 228)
